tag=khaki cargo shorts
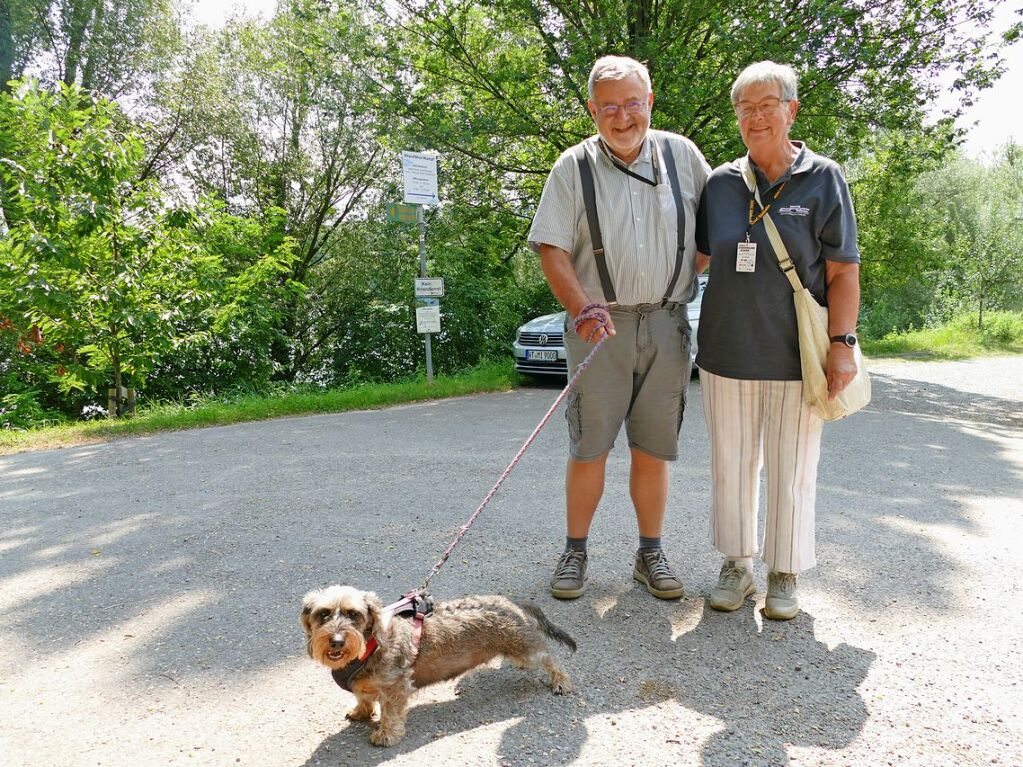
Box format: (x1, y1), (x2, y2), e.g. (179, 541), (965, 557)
(563, 302), (692, 461)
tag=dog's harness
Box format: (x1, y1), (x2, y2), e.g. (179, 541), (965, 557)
(331, 592), (434, 692)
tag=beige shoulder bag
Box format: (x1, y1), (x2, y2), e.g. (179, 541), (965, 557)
(738, 156), (870, 421)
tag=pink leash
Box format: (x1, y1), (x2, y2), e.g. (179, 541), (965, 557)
(417, 320), (609, 594)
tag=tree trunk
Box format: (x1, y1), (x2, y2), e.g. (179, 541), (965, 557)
(80, 0), (106, 91)
(62, 0), (98, 86)
(0, 0), (13, 94)
(626, 0), (655, 78)
(111, 345), (123, 416)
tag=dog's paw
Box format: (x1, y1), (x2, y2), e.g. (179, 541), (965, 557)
(369, 726), (404, 747)
(550, 674), (573, 695)
(346, 705), (374, 722)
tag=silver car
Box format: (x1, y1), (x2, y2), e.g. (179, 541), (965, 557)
(513, 275), (706, 377)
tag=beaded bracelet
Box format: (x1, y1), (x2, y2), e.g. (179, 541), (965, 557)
(573, 302), (611, 342)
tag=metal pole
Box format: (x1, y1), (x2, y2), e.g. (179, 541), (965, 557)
(417, 204), (434, 383)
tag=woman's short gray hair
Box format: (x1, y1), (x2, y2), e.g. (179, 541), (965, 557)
(730, 61), (798, 105)
(588, 56), (652, 100)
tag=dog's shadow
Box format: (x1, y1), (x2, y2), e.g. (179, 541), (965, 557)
(300, 664), (587, 765)
(301, 590), (874, 766)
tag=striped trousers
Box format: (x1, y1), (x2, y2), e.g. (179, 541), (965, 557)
(699, 369), (824, 574)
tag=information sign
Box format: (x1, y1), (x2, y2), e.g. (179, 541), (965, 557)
(415, 278), (445, 297)
(416, 305), (441, 334)
(401, 151), (439, 205)
(386, 203), (419, 224)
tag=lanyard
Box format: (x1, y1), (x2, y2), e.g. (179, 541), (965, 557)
(598, 138), (661, 187)
(746, 178), (786, 241)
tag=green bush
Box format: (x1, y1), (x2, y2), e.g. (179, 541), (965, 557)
(967, 312), (1023, 346)
(0, 389), (66, 430)
(863, 310), (1023, 358)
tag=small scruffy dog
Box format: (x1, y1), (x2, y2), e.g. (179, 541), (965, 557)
(300, 585), (576, 746)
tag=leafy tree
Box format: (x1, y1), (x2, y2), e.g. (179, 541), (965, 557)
(146, 205), (303, 399)
(163, 1), (388, 381)
(2, 0), (179, 97)
(847, 128), (953, 336)
(361, 0), (1018, 348)
(915, 145), (1023, 328)
(1, 1), (50, 94)
(371, 0), (1016, 177)
(0, 80), (282, 415)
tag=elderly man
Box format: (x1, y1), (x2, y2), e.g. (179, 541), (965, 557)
(528, 55), (710, 600)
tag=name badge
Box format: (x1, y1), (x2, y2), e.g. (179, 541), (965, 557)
(736, 242), (757, 272)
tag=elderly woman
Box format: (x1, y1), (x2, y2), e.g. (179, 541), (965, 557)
(694, 61), (861, 620)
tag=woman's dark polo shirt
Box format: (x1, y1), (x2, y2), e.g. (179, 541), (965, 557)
(695, 144), (860, 380)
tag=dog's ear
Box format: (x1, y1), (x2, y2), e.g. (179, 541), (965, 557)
(364, 591), (389, 643)
(299, 590), (319, 636)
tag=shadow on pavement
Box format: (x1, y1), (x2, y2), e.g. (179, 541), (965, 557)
(299, 597), (873, 767)
(867, 372), (1023, 428)
(0, 369), (1018, 765)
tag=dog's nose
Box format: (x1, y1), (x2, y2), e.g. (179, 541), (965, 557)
(329, 635), (344, 648)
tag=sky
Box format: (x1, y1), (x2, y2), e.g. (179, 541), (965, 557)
(185, 0), (1020, 159)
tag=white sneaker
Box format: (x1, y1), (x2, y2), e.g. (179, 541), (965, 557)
(708, 560), (755, 611)
(764, 571), (799, 620)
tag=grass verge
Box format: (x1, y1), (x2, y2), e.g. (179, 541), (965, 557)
(862, 310), (1023, 360)
(0, 361), (519, 455)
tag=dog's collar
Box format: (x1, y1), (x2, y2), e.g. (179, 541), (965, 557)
(330, 593), (434, 693)
(331, 639), (379, 692)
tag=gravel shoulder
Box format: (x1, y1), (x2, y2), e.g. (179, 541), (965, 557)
(1, 356), (1021, 766)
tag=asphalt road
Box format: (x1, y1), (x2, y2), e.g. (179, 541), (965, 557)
(1, 357), (1021, 767)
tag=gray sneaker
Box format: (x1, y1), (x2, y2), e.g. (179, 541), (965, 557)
(550, 549), (587, 599)
(764, 571), (799, 620)
(633, 549), (684, 600)
(708, 560), (755, 612)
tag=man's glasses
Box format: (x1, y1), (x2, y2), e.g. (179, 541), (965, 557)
(734, 96), (790, 119)
(596, 100), (648, 118)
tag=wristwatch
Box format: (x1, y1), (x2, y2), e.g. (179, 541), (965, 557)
(829, 333), (858, 348)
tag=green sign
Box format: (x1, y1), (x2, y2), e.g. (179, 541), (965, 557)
(386, 202), (419, 224)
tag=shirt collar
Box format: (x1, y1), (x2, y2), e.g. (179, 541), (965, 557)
(747, 141), (812, 187)
(595, 133), (654, 170)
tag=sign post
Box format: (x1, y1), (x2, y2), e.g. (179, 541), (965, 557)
(401, 152), (440, 383)
(416, 203), (435, 382)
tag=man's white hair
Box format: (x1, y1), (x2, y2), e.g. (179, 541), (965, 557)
(730, 61), (799, 105)
(587, 55), (652, 100)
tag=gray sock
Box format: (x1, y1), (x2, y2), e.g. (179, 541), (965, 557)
(566, 536), (587, 552)
(639, 535), (661, 552)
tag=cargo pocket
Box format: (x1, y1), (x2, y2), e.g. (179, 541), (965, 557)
(566, 389), (583, 445)
(677, 318), (691, 436)
(680, 324), (693, 379)
(676, 384), (688, 436)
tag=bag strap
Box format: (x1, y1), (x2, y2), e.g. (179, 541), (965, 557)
(655, 132), (689, 304)
(573, 143), (617, 306)
(738, 155), (803, 295)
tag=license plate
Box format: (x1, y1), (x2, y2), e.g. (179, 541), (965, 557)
(527, 349), (558, 361)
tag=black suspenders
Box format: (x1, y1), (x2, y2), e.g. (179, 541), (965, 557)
(573, 131), (688, 306)
(574, 145), (616, 304)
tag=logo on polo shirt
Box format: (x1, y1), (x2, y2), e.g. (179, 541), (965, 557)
(779, 204), (810, 216)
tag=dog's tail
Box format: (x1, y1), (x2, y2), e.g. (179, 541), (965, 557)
(514, 599), (577, 652)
